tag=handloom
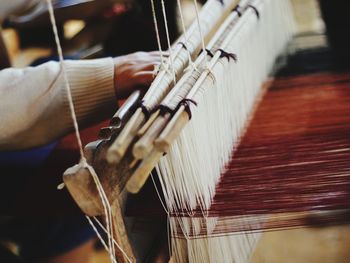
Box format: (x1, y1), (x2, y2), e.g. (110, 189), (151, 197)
(44, 0), (350, 262)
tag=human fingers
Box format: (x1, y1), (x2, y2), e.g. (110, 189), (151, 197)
(147, 50), (168, 55)
(147, 51), (170, 57)
(133, 71), (156, 86)
(134, 61), (161, 72)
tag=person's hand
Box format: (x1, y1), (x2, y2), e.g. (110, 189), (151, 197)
(113, 51), (167, 99)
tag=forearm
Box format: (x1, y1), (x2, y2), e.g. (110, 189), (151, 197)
(0, 58), (116, 150)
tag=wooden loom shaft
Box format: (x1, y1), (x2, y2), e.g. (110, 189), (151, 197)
(127, 150), (164, 193)
(133, 112), (171, 159)
(62, 91), (149, 261)
(137, 110), (160, 137)
(106, 108), (144, 164)
(63, 164), (136, 263)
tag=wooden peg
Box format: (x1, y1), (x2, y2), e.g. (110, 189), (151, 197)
(154, 106), (189, 153)
(126, 150), (163, 194)
(137, 110), (160, 137)
(133, 112), (172, 159)
(107, 108), (145, 164)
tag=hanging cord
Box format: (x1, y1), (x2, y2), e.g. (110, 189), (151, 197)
(46, 0), (116, 260)
(85, 165), (117, 263)
(176, 0), (197, 71)
(192, 0), (209, 69)
(46, 0), (84, 159)
(92, 217), (133, 263)
(45, 1), (132, 262)
(150, 0), (166, 71)
(160, 0), (177, 84)
(86, 216), (119, 262)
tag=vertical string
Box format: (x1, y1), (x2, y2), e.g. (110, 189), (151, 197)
(45, 0), (85, 160)
(151, 172), (169, 214)
(160, 0), (177, 84)
(192, 0), (209, 69)
(86, 216), (118, 262)
(45, 1), (130, 262)
(176, 0), (196, 69)
(85, 165), (117, 263)
(150, 0), (165, 70)
(93, 217), (133, 263)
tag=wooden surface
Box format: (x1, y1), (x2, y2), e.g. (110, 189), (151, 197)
(252, 226), (350, 263)
(133, 226), (350, 263)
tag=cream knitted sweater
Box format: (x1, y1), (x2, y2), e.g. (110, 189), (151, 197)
(0, 59), (116, 150)
(0, 1), (117, 150)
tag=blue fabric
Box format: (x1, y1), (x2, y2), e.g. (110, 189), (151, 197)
(0, 217), (96, 261)
(0, 55), (95, 260)
(0, 142), (57, 167)
(0, 141), (97, 260)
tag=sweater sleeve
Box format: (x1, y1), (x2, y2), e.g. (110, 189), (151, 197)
(0, 58), (116, 150)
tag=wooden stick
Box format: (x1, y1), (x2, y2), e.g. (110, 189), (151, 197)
(126, 150), (163, 194)
(154, 106), (189, 153)
(129, 158), (139, 169)
(107, 108), (145, 164)
(111, 202), (136, 263)
(127, 108), (188, 193)
(137, 110), (160, 137)
(133, 112), (172, 159)
(63, 165), (136, 263)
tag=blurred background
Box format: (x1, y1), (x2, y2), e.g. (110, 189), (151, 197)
(0, 0), (326, 68)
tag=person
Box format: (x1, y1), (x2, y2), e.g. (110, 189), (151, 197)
(0, 51), (163, 149)
(0, 0), (166, 150)
(0, 1), (165, 262)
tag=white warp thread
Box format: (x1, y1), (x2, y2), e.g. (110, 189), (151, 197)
(160, 0), (177, 84)
(150, 0), (166, 70)
(155, 0), (295, 262)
